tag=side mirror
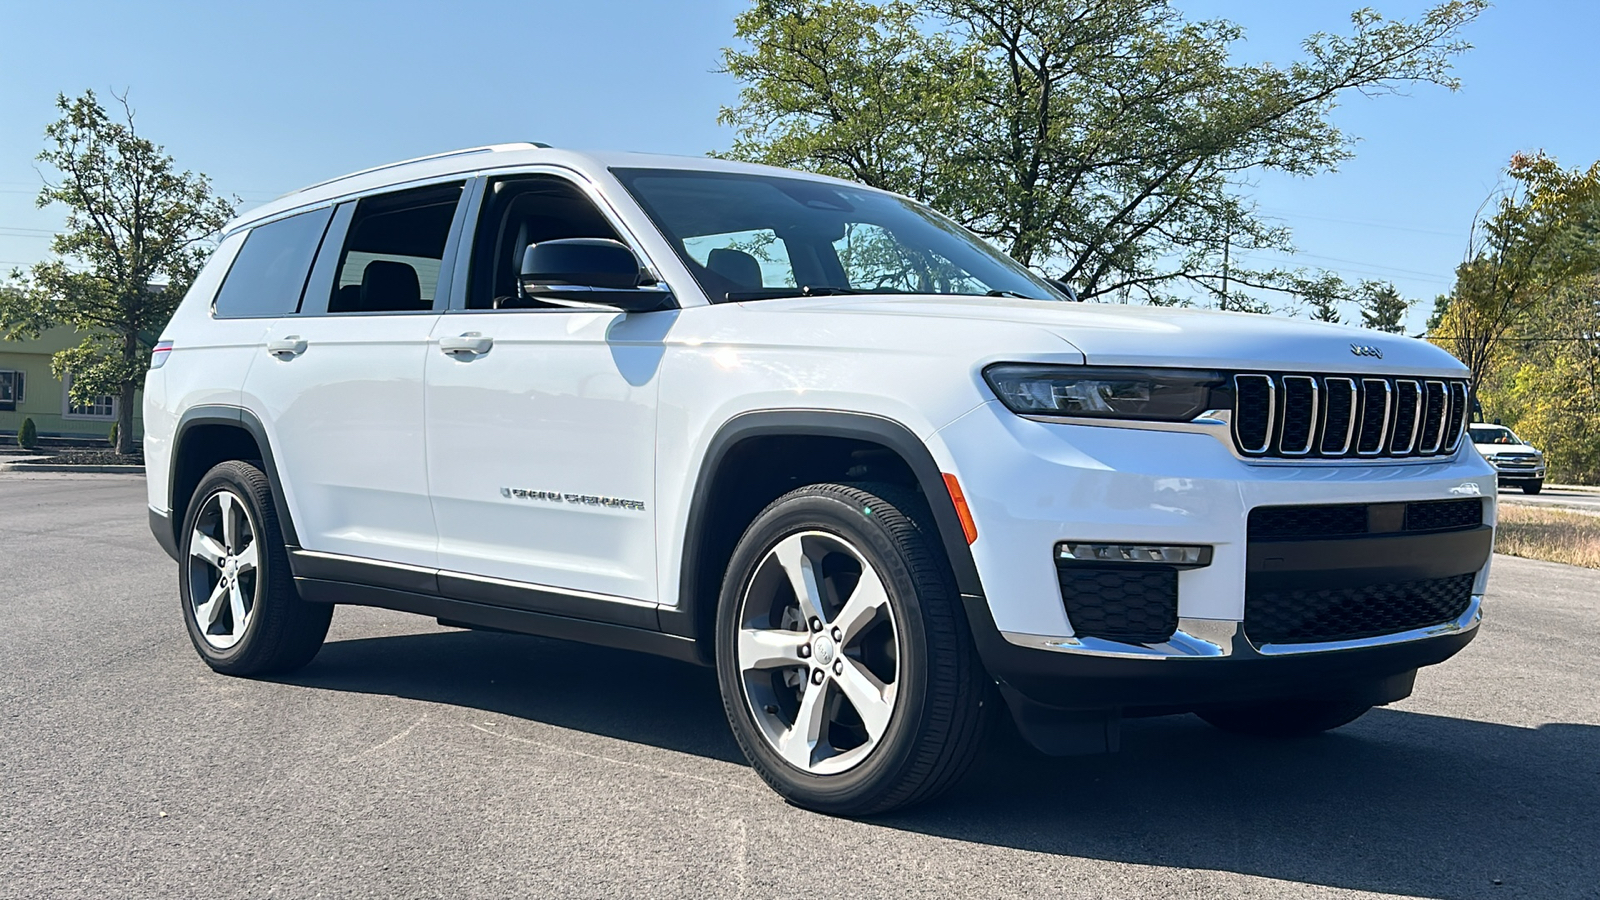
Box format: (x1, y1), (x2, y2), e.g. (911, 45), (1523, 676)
(1047, 278), (1081, 302)
(520, 238), (676, 312)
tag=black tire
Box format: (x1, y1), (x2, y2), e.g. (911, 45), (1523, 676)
(1197, 698), (1373, 738)
(178, 460), (331, 676)
(714, 483), (992, 816)
(1522, 480), (1543, 495)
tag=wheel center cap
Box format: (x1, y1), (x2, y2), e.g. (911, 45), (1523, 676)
(225, 558), (238, 577)
(812, 635), (836, 666)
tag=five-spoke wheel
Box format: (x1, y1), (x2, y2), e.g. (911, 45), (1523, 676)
(716, 483), (990, 815)
(178, 460), (331, 675)
(186, 489), (260, 650)
(736, 531), (901, 775)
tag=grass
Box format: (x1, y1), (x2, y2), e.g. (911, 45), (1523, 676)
(1495, 503), (1600, 568)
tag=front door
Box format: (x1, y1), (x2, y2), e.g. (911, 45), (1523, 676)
(424, 173), (669, 610)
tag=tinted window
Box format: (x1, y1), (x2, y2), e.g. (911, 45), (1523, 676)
(213, 207), (334, 318)
(327, 183), (463, 313)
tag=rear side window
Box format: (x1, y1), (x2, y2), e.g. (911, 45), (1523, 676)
(327, 183), (463, 313)
(213, 207), (334, 318)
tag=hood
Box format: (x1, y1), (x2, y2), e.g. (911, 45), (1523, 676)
(1474, 443), (1541, 457)
(767, 295), (1468, 376)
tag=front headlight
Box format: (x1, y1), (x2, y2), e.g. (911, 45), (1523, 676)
(983, 364), (1231, 421)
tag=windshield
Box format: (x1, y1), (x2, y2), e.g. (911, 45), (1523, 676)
(613, 168), (1069, 303)
(1469, 426), (1522, 445)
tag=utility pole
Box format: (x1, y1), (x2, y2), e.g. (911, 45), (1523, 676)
(1219, 231), (1231, 309)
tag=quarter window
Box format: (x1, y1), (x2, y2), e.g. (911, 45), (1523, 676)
(0, 370), (23, 411)
(213, 207), (335, 318)
(327, 183), (463, 313)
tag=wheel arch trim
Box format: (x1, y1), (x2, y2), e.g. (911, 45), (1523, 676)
(663, 409), (986, 656)
(164, 405), (298, 556)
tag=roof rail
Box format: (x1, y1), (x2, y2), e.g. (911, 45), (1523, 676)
(284, 142), (553, 197)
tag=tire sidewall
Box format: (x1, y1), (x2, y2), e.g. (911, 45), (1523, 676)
(715, 489), (938, 810)
(178, 466), (274, 666)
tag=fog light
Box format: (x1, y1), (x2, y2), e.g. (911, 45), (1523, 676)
(1056, 542), (1212, 568)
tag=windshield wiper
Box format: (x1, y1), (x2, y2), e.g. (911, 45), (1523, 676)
(725, 285), (864, 301)
(985, 289), (1044, 300)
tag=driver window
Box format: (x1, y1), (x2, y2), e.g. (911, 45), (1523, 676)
(468, 177), (625, 310)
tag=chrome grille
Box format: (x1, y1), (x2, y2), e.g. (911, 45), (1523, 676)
(1231, 373), (1470, 460)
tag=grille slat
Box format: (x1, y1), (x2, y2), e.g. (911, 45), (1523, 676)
(1244, 573), (1475, 645)
(1231, 373), (1468, 460)
(1320, 377), (1357, 455)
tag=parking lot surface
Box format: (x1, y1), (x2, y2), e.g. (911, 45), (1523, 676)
(2, 472), (1596, 899)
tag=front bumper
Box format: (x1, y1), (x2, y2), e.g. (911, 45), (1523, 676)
(1492, 463), (1544, 483)
(927, 400), (1496, 718)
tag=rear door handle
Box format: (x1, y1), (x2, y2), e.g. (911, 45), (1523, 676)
(266, 337), (307, 359)
(439, 333), (493, 357)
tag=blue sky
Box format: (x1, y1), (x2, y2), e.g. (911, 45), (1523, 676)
(2, 0), (1596, 331)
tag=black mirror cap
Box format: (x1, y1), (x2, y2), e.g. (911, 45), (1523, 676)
(522, 237), (644, 289)
(519, 238), (675, 312)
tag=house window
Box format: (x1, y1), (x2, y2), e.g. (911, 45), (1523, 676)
(62, 373), (116, 420)
(0, 370), (22, 412)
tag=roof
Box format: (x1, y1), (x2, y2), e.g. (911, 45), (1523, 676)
(224, 144), (868, 234)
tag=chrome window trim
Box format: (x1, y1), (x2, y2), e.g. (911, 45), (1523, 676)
(1000, 594), (1481, 659)
(1390, 379), (1424, 455)
(1232, 374), (1276, 455)
(1356, 378), (1392, 457)
(1320, 376), (1358, 456)
(1277, 375), (1318, 457)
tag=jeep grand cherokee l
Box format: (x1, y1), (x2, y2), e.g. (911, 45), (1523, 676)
(145, 144), (1495, 814)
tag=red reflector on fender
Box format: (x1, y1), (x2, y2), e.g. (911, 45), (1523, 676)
(942, 473), (978, 544)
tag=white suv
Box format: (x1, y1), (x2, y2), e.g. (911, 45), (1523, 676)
(145, 144), (1495, 814)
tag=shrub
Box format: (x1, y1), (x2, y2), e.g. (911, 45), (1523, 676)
(18, 417), (38, 450)
(108, 421), (118, 448)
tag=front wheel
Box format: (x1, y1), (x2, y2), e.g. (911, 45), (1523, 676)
(1521, 479), (1543, 495)
(1197, 698), (1373, 737)
(715, 483), (991, 815)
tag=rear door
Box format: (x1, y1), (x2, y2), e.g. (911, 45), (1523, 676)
(424, 172), (670, 614)
(244, 180), (469, 568)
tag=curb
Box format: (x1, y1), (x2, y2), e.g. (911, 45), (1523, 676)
(0, 463), (145, 474)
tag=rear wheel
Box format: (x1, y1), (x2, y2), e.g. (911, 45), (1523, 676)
(715, 483), (990, 815)
(179, 460), (331, 676)
(1197, 698), (1372, 738)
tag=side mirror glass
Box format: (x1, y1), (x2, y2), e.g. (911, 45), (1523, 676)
(519, 238), (676, 312)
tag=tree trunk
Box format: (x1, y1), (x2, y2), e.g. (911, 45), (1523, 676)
(116, 379), (136, 456)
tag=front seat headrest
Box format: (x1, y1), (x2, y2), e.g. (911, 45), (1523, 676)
(360, 260), (423, 311)
(707, 248), (763, 289)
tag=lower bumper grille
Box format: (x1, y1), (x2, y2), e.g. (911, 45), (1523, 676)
(1244, 573), (1475, 645)
(1058, 565), (1178, 644)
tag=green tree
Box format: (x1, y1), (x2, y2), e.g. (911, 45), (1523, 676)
(1429, 152), (1600, 387)
(1359, 283), (1411, 333)
(0, 91), (234, 454)
(720, 0), (1486, 306)
(1490, 278), (1600, 482)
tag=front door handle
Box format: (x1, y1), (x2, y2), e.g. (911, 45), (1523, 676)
(439, 333), (493, 357)
(266, 337), (307, 359)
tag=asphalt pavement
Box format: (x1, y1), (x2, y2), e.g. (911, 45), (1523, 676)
(2, 472), (1596, 899)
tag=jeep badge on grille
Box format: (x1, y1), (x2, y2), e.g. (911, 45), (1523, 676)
(1350, 343), (1384, 359)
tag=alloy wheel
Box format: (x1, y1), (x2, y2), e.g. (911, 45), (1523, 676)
(186, 489), (260, 650)
(736, 531), (901, 775)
